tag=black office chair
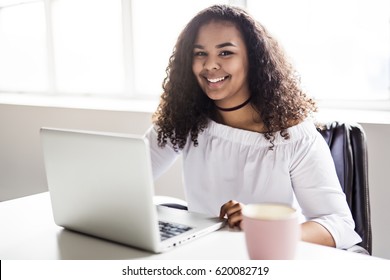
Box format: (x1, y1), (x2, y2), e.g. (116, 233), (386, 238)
(317, 121), (372, 254)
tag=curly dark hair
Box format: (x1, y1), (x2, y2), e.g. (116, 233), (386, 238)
(153, 4), (317, 150)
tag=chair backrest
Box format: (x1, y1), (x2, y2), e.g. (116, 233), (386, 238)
(317, 121), (372, 254)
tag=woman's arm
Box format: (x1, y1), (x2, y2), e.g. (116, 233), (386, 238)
(145, 126), (180, 180)
(301, 221), (335, 247)
(289, 131), (361, 249)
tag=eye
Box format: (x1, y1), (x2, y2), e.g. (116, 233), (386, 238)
(193, 51), (207, 57)
(220, 50), (233, 57)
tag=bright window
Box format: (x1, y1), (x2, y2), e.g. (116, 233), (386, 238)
(51, 0), (124, 95)
(0, 1), (48, 92)
(0, 0), (389, 105)
(247, 0), (390, 101)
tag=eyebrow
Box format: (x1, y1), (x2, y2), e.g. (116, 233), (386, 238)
(193, 42), (238, 49)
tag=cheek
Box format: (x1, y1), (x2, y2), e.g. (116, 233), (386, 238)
(230, 60), (245, 73)
(231, 61), (249, 81)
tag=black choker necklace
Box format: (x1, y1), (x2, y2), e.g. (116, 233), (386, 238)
(215, 97), (251, 112)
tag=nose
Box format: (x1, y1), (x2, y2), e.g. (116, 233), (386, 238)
(203, 57), (220, 71)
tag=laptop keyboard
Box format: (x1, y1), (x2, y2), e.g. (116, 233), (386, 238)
(159, 221), (192, 241)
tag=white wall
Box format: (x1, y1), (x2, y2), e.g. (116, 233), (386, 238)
(360, 123), (390, 260)
(0, 104), (185, 201)
(0, 103), (389, 259)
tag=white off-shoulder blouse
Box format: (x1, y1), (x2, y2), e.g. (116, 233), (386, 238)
(145, 118), (362, 249)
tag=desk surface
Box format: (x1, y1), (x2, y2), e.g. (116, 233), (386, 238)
(0, 192), (380, 260)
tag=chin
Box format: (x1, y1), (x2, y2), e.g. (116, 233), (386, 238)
(203, 91), (227, 102)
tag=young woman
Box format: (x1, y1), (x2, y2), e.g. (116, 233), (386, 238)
(145, 4), (361, 249)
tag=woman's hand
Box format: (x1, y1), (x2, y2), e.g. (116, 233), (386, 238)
(220, 201), (336, 247)
(219, 200), (246, 229)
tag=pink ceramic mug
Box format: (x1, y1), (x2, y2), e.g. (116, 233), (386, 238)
(242, 203), (300, 260)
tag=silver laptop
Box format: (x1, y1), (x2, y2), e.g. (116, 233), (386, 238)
(40, 127), (225, 253)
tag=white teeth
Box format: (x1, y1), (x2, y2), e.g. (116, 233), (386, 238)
(207, 76), (226, 83)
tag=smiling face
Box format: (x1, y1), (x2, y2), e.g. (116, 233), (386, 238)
(192, 20), (250, 108)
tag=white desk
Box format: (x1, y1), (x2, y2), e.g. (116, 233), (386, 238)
(0, 192), (381, 260)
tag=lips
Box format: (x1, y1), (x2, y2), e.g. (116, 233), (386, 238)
(204, 75), (230, 87)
